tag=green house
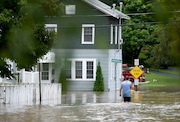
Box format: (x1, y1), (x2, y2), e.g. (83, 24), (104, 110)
(45, 0), (130, 91)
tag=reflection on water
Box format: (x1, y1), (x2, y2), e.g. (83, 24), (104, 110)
(0, 86), (179, 122)
(61, 91), (122, 105)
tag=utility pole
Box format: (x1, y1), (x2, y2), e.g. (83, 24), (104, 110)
(119, 2), (123, 101)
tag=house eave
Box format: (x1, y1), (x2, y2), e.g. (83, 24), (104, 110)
(83, 0), (130, 20)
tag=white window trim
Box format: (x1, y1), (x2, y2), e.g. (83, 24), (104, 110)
(110, 25), (118, 44)
(45, 24), (57, 32)
(115, 26), (118, 44)
(81, 24), (95, 44)
(41, 63), (49, 81)
(67, 58), (96, 81)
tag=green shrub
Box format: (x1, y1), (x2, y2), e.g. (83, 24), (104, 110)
(93, 62), (104, 91)
(58, 66), (68, 93)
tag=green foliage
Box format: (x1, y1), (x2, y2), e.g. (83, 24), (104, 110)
(58, 66), (68, 93)
(93, 62), (104, 92)
(40, 0), (64, 16)
(142, 0), (180, 68)
(100, 0), (122, 6)
(144, 26), (172, 68)
(0, 0), (62, 78)
(122, 0), (159, 65)
(155, 0), (180, 67)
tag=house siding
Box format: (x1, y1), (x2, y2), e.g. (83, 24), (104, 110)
(108, 49), (122, 91)
(54, 49), (121, 91)
(47, 0), (119, 49)
(56, 17), (114, 49)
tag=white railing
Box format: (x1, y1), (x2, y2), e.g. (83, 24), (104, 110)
(0, 83), (61, 105)
(24, 72), (39, 83)
(19, 69), (40, 83)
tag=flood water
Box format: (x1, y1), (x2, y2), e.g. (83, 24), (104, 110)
(0, 86), (179, 122)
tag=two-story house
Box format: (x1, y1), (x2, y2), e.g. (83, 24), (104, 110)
(44, 0), (130, 91)
(3, 0), (130, 91)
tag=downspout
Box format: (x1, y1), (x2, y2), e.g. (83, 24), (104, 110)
(118, 2), (123, 52)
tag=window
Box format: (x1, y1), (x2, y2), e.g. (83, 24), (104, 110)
(82, 24), (95, 44)
(75, 61), (82, 79)
(87, 61), (93, 79)
(65, 5), (76, 15)
(66, 59), (96, 80)
(110, 24), (118, 44)
(45, 24), (57, 33)
(42, 63), (49, 80)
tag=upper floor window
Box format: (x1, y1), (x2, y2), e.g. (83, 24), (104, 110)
(45, 24), (57, 33)
(65, 5), (76, 15)
(81, 24), (95, 44)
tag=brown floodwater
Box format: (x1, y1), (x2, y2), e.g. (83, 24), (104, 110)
(0, 86), (179, 122)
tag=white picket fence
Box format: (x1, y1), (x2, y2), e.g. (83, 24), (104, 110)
(0, 83), (61, 105)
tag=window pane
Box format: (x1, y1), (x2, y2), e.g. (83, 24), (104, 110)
(75, 61), (82, 78)
(84, 35), (92, 42)
(42, 63), (49, 80)
(87, 61), (93, 79)
(84, 27), (92, 42)
(43, 63), (49, 71)
(46, 27), (56, 32)
(85, 27), (92, 34)
(45, 24), (57, 33)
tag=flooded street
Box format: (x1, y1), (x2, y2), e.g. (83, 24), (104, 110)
(0, 86), (180, 122)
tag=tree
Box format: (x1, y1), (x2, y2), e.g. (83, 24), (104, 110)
(122, 0), (159, 65)
(93, 62), (104, 92)
(138, 0), (180, 68)
(0, 0), (62, 78)
(144, 26), (172, 68)
(154, 0), (180, 67)
(100, 0), (122, 6)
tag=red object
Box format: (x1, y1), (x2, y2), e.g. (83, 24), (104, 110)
(122, 64), (146, 82)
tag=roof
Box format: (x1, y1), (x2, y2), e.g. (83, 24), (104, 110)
(83, 0), (130, 20)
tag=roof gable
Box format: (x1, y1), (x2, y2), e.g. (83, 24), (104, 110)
(83, 0), (130, 20)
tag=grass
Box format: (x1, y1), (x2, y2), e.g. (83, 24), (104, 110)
(140, 72), (180, 87)
(150, 68), (180, 75)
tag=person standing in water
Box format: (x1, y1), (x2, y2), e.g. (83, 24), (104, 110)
(120, 77), (134, 102)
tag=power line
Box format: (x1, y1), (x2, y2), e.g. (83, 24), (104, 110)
(55, 10), (180, 29)
(57, 20), (180, 29)
(126, 10), (180, 16)
(59, 10), (180, 18)
(122, 20), (180, 27)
